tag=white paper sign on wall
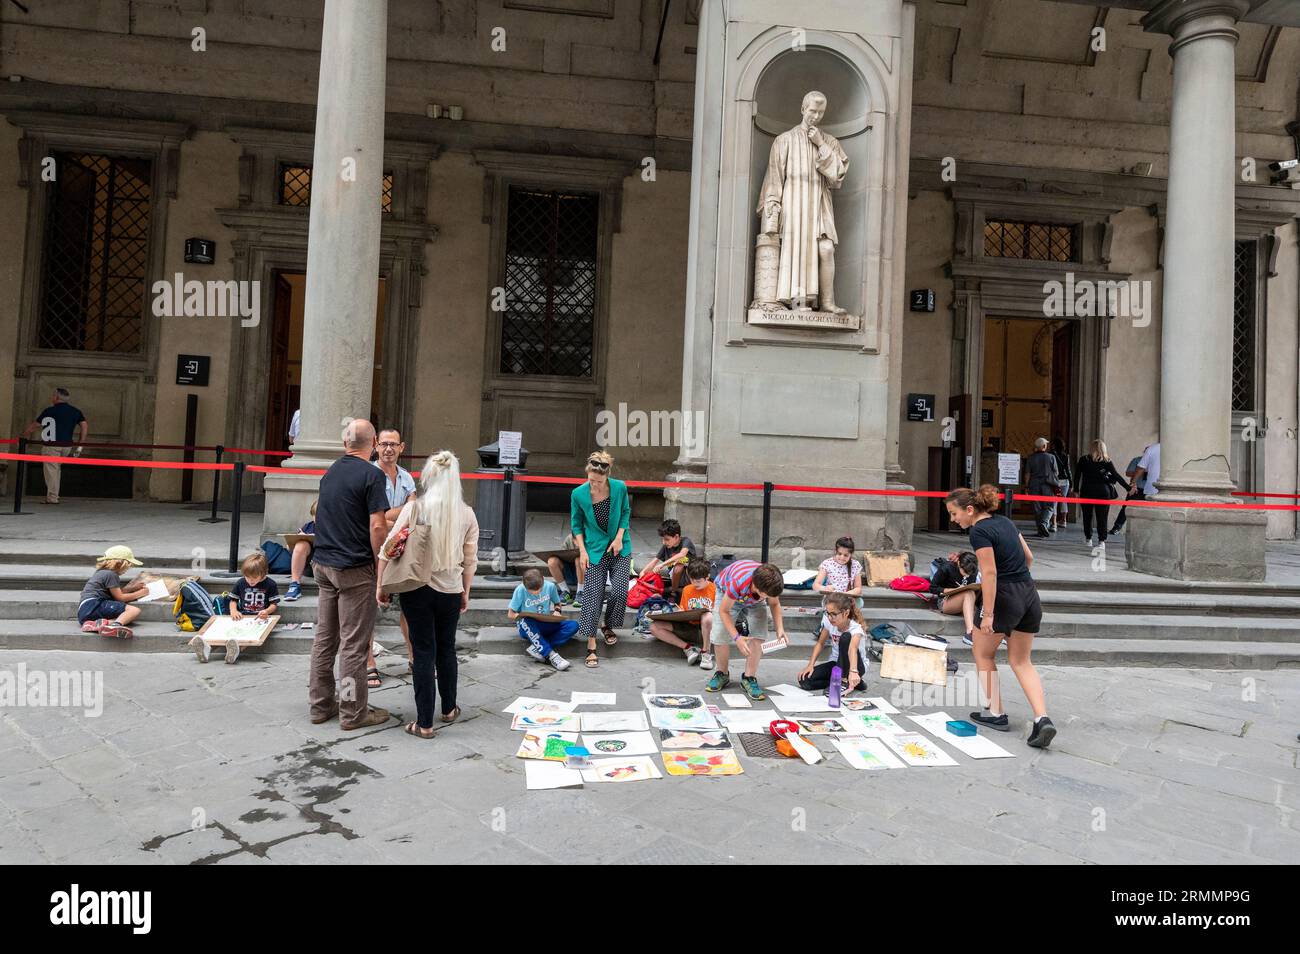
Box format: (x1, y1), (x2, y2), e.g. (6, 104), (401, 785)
(997, 453), (1021, 485)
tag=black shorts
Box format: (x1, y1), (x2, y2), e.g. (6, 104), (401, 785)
(989, 578), (1042, 635)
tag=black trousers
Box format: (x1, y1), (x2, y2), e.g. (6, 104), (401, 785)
(399, 586), (462, 729)
(798, 632), (866, 691)
(1110, 489), (1142, 532)
(1080, 503), (1111, 542)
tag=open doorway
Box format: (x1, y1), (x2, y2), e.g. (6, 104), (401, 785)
(980, 317), (1075, 507)
(264, 271), (388, 453)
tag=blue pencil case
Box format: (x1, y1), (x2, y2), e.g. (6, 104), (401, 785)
(946, 720), (977, 737)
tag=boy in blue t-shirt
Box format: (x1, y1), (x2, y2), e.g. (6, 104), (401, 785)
(509, 568), (578, 671)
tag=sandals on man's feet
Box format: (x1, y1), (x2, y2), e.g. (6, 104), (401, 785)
(367, 667), (382, 689)
(601, 626), (619, 647)
(403, 721), (435, 740)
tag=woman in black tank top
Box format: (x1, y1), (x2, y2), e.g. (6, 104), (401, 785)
(944, 485), (1057, 750)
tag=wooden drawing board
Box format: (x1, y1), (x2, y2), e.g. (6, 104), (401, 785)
(196, 614), (279, 647)
(282, 533), (315, 549)
(530, 549), (579, 563)
(515, 611), (566, 623)
(646, 608), (706, 623)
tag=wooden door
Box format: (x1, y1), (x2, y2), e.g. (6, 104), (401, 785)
(264, 273), (293, 455)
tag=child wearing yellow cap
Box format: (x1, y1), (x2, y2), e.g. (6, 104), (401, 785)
(78, 546), (147, 638)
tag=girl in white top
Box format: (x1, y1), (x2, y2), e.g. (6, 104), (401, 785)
(797, 592), (868, 693)
(813, 536), (863, 596)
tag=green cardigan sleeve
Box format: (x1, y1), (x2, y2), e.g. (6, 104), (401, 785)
(570, 480), (631, 558)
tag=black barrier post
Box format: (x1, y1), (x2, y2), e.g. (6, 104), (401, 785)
(224, 460), (246, 574)
(200, 445), (227, 523)
(761, 481), (773, 563)
(5, 437), (32, 516)
(486, 466), (519, 583)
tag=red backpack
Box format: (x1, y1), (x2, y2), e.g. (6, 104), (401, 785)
(888, 574), (932, 592)
(626, 573), (664, 608)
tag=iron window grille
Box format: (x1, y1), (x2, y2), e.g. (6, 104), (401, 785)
(498, 186), (599, 378)
(278, 164), (393, 213)
(983, 219), (1076, 262)
(1232, 240), (1258, 414)
(37, 153), (152, 353)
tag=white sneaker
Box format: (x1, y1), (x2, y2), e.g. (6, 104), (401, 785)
(224, 638), (240, 664)
(548, 651), (571, 672)
(684, 645), (701, 666)
(524, 644), (546, 663)
(188, 635), (210, 663)
(699, 652), (715, 671)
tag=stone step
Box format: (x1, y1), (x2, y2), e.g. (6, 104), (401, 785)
(7, 581), (1299, 631)
(3, 621), (1297, 670)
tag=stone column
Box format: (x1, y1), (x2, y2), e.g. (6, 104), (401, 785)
(263, 0), (389, 532)
(1128, 0), (1266, 580)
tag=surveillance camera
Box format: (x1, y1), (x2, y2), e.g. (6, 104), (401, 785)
(1267, 159), (1298, 172)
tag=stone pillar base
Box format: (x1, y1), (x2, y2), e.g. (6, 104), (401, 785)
(262, 471), (324, 538)
(1125, 502), (1266, 582)
(665, 478), (915, 566)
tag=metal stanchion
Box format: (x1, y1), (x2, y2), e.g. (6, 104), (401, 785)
(4, 437), (32, 516)
(214, 460), (246, 578)
(760, 481), (773, 563)
(486, 466), (519, 582)
(200, 445), (227, 523)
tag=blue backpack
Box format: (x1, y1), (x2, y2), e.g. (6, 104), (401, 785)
(261, 541), (292, 575)
(173, 579), (226, 633)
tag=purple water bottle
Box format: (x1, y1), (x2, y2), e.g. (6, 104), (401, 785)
(829, 664), (842, 708)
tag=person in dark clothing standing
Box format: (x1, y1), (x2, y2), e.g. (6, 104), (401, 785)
(945, 485), (1056, 749)
(1051, 436), (1072, 531)
(1109, 449), (1146, 536)
(308, 418), (392, 731)
(21, 387), (88, 504)
(1024, 438), (1061, 538)
(1074, 439), (1130, 546)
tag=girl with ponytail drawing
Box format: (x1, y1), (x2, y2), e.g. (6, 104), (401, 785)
(944, 485), (1056, 749)
(797, 592), (869, 694)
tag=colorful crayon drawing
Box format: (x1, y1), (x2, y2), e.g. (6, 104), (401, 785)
(515, 731), (579, 761)
(658, 729), (732, 750)
(830, 737), (903, 770)
(592, 739), (627, 752)
(661, 749), (744, 776)
(580, 755), (663, 783)
(647, 705), (718, 730)
(881, 732), (958, 767)
(796, 717), (853, 735)
(840, 698), (879, 711)
(849, 712), (905, 735)
(511, 710), (581, 731)
(645, 693), (706, 710)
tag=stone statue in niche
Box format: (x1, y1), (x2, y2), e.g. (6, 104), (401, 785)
(750, 90), (855, 329)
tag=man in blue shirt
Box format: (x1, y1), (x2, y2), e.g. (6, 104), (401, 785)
(21, 388), (88, 504)
(369, 428), (417, 682)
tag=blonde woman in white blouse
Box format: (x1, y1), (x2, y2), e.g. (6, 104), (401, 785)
(377, 451), (479, 739)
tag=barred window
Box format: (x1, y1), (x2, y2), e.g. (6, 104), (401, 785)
(278, 164), (393, 213)
(983, 219), (1075, 262)
(499, 187), (598, 378)
(1232, 240), (1258, 414)
(37, 153), (152, 353)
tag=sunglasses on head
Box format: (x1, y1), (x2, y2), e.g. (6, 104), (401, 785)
(587, 459), (610, 472)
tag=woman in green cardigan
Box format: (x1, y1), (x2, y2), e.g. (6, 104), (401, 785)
(571, 450), (631, 668)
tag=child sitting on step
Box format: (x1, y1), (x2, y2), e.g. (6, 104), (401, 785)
(509, 568), (579, 671)
(78, 546), (147, 639)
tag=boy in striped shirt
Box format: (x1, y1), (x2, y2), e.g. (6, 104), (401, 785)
(705, 560), (787, 700)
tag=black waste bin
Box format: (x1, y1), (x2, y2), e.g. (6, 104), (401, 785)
(474, 440), (528, 557)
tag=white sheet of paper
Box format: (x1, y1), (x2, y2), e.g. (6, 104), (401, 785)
(861, 696), (900, 714)
(716, 711), (780, 734)
(581, 755), (663, 783)
(525, 760), (584, 790)
(907, 711), (1015, 759)
(831, 737), (905, 770)
(839, 696), (899, 715)
(766, 684), (817, 698)
(721, 694), (752, 708)
(760, 636), (789, 653)
(843, 711), (907, 735)
(581, 731), (658, 756)
(770, 695), (841, 714)
(511, 711), (581, 731)
(503, 696), (578, 715)
(904, 634), (950, 652)
(646, 706), (718, 730)
(569, 691), (616, 706)
(136, 579), (172, 603)
(880, 731), (959, 767)
(580, 711), (649, 733)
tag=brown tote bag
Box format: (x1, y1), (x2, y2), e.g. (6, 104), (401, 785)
(381, 524), (435, 595)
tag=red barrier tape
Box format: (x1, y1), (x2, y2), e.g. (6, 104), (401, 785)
(0, 452), (232, 471)
(5, 452), (1300, 510)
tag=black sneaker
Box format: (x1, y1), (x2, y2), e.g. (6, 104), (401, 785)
(1027, 716), (1057, 749)
(968, 710), (1010, 732)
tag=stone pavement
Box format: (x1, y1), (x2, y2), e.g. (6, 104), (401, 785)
(1, 648), (1296, 864)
